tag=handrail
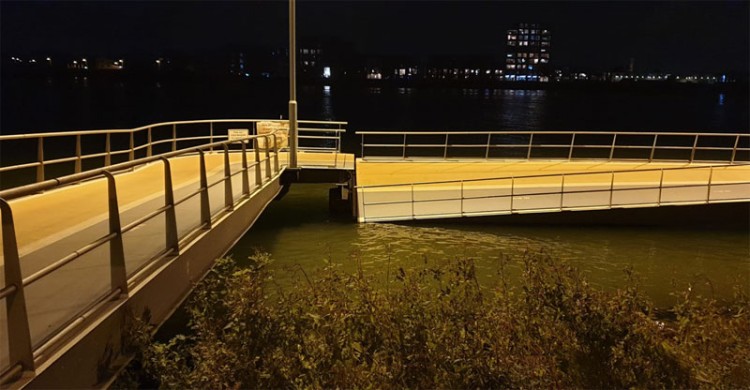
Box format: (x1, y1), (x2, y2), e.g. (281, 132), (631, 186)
(357, 163), (750, 222)
(356, 130), (747, 136)
(0, 131), (282, 382)
(0, 118), (347, 190)
(357, 130), (749, 163)
(0, 115), (348, 383)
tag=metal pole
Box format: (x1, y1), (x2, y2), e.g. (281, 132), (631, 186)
(657, 169), (664, 206)
(568, 134), (576, 161)
(105, 133), (111, 167)
(75, 134), (82, 173)
(649, 134), (658, 162)
(224, 144), (234, 211)
(485, 133), (491, 159)
(161, 158), (179, 254)
(253, 138), (262, 186)
(198, 150), (212, 229)
(731, 135), (740, 163)
(526, 133), (534, 160)
(706, 167), (714, 203)
(690, 134), (699, 162)
(37, 137), (45, 183)
(559, 174), (566, 210)
(104, 172), (128, 295)
(288, 0), (298, 168)
(0, 198), (34, 374)
(241, 141), (250, 196)
(609, 134), (617, 161)
(129, 132), (135, 162)
(147, 127), (153, 157)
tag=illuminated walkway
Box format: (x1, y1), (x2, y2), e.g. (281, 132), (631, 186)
(355, 160), (750, 222)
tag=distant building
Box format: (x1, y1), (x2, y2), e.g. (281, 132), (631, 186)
(505, 23), (550, 82)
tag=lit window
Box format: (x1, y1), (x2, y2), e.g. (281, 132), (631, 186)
(323, 66), (331, 78)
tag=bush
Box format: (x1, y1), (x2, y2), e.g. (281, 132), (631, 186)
(121, 250), (750, 389)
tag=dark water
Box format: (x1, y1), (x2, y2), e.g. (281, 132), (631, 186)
(2, 78), (748, 306)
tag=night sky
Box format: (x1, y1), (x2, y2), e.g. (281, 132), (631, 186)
(1, 1), (748, 74)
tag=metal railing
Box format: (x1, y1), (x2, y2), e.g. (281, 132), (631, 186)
(357, 131), (750, 163)
(0, 118), (346, 384)
(0, 119), (347, 190)
(357, 164), (750, 222)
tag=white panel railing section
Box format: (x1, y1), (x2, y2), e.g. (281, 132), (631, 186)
(357, 164), (750, 222)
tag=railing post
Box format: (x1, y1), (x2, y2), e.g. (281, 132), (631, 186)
(103, 172), (128, 295)
(559, 174), (565, 210)
(128, 132), (135, 162)
(160, 158), (179, 254)
(657, 169), (665, 206)
(485, 133), (491, 159)
(444, 134), (449, 159)
(403, 134), (407, 159)
(198, 150), (212, 229)
(0, 198), (35, 375)
(337, 124), (342, 152)
(37, 137), (45, 183)
(172, 124), (177, 152)
(147, 127), (153, 157)
(75, 134), (82, 174)
(706, 167), (714, 203)
(568, 134), (576, 161)
(609, 134), (617, 161)
(264, 136), (272, 180)
(272, 134), (280, 173)
(209, 122), (215, 153)
(649, 134), (658, 162)
(731, 135), (740, 163)
(609, 172), (616, 207)
(410, 183), (415, 219)
(460, 180), (464, 215)
(105, 133), (112, 167)
(253, 138), (262, 186)
(526, 133), (534, 160)
(360, 133), (365, 159)
(690, 134), (699, 162)
(241, 141), (250, 196)
(224, 144), (234, 211)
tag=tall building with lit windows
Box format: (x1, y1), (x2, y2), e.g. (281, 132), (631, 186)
(505, 23), (551, 82)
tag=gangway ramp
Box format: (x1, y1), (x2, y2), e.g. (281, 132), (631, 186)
(355, 131), (750, 222)
(0, 119), (352, 388)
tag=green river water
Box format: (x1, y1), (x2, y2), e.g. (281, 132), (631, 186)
(231, 184), (750, 308)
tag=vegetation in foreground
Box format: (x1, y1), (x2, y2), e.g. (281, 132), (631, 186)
(118, 251), (749, 389)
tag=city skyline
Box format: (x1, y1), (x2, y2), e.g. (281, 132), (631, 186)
(1, 1), (748, 75)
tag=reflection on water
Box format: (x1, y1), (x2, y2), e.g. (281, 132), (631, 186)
(232, 184), (749, 308)
(320, 85), (334, 121)
(498, 89), (547, 130)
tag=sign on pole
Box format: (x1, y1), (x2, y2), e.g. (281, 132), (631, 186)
(228, 129), (249, 141)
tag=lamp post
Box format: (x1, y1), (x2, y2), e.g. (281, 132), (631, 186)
(288, 0), (298, 168)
